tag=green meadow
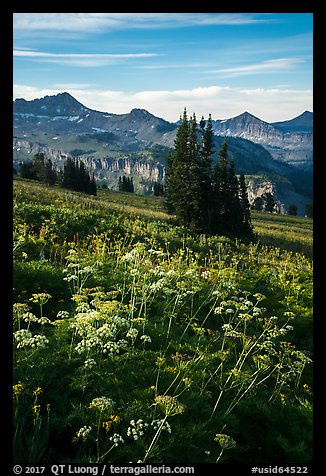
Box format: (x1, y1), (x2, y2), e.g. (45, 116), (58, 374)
(13, 179), (313, 464)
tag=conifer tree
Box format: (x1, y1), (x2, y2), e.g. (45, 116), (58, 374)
(165, 111), (253, 240)
(198, 114), (214, 233)
(118, 175), (134, 193)
(227, 159), (242, 235)
(165, 108), (191, 224)
(239, 173), (253, 238)
(62, 157), (96, 195)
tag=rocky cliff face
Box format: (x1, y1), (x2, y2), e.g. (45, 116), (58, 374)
(13, 138), (70, 166)
(245, 176), (310, 216)
(79, 156), (164, 183)
(212, 112), (312, 169)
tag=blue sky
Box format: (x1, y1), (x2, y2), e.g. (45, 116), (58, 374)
(13, 13), (313, 122)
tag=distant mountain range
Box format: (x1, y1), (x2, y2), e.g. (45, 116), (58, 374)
(211, 111), (312, 169)
(13, 92), (313, 215)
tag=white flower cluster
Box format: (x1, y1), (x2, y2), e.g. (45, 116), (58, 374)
(127, 419), (149, 440)
(14, 329), (49, 349)
(23, 312), (52, 326)
(148, 279), (166, 292)
(84, 358), (96, 369)
(88, 396), (115, 412)
(126, 328), (138, 341)
(200, 270), (211, 280)
(121, 248), (141, 263)
(151, 419), (172, 433)
(56, 310), (70, 319)
(75, 425), (92, 442)
(70, 309), (131, 357)
(109, 433), (125, 447)
(103, 339), (128, 355)
(140, 334), (151, 344)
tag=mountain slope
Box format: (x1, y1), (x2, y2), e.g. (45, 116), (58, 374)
(272, 111), (313, 133)
(211, 111), (312, 170)
(13, 93), (313, 214)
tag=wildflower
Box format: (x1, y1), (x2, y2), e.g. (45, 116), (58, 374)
(84, 358), (96, 369)
(109, 433), (124, 447)
(110, 415), (121, 425)
(221, 324), (233, 331)
(182, 377), (192, 388)
(155, 356), (166, 367)
(284, 311), (296, 319)
(73, 426), (92, 443)
(229, 368), (241, 379)
(171, 352), (193, 362)
(127, 419), (149, 440)
(103, 341), (121, 355)
(23, 312), (39, 323)
(253, 293), (266, 301)
(151, 419), (172, 433)
(13, 383), (24, 398)
(201, 269), (211, 280)
(29, 293), (52, 305)
(56, 310), (70, 319)
(130, 268), (140, 277)
(88, 396), (115, 413)
(103, 420), (112, 432)
(140, 334), (151, 344)
(126, 328), (138, 341)
(154, 395), (185, 417)
(214, 433), (237, 450)
(14, 330), (49, 349)
(253, 355), (271, 366)
(33, 387), (43, 397)
(32, 404), (41, 415)
(164, 366), (177, 373)
(13, 303), (29, 317)
(280, 393), (287, 406)
(303, 383), (312, 395)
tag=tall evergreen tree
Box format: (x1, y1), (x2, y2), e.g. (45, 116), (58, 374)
(227, 159), (242, 235)
(165, 112), (253, 240)
(165, 108), (191, 225)
(198, 114), (214, 233)
(212, 140), (229, 233)
(44, 158), (57, 186)
(62, 157), (96, 195)
(239, 173), (254, 238)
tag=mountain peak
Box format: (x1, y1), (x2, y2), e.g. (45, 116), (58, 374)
(130, 108), (152, 117)
(272, 111), (313, 133)
(240, 111), (262, 120)
(14, 92), (87, 116)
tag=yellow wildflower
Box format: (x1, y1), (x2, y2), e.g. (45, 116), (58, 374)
(33, 387), (43, 397)
(13, 384), (24, 398)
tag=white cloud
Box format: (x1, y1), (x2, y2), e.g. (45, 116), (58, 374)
(13, 13), (273, 33)
(13, 49), (160, 67)
(13, 84), (313, 123)
(210, 58), (305, 77)
(13, 50), (157, 59)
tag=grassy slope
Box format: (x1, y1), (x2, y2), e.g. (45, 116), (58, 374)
(13, 179), (313, 464)
(14, 178), (313, 257)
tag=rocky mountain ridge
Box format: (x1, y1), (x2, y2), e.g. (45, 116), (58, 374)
(13, 93), (313, 214)
(14, 92), (312, 169)
(211, 111), (312, 169)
